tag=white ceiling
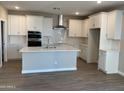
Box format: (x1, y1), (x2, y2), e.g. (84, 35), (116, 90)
(1, 1), (124, 16)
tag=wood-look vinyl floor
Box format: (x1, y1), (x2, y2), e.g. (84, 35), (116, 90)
(0, 58), (124, 91)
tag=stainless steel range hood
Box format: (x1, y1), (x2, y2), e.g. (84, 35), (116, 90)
(53, 14), (66, 29)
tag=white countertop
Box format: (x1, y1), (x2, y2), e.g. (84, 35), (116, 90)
(80, 43), (88, 47)
(100, 49), (120, 52)
(20, 44), (80, 53)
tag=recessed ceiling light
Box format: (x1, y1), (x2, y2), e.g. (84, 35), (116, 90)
(15, 6), (20, 10)
(97, 1), (102, 4)
(75, 12), (79, 15)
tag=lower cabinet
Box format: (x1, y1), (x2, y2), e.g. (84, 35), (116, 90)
(7, 44), (22, 60)
(7, 36), (26, 60)
(98, 50), (106, 71)
(79, 44), (88, 62)
(98, 50), (119, 74)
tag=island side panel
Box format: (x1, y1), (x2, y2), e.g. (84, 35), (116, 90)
(54, 51), (77, 70)
(21, 51), (78, 74)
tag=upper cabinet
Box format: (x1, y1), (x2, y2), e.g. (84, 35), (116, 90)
(83, 19), (89, 37)
(107, 10), (123, 40)
(8, 15), (26, 35)
(26, 15), (43, 32)
(89, 14), (101, 29)
(42, 17), (53, 36)
(69, 19), (84, 37)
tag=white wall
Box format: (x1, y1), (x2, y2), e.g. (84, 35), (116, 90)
(0, 5), (8, 67)
(0, 5), (8, 20)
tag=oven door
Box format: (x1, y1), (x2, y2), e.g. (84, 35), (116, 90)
(28, 34), (41, 38)
(28, 41), (42, 47)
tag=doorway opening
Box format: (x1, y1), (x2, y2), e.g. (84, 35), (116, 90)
(1, 21), (5, 66)
(88, 28), (100, 63)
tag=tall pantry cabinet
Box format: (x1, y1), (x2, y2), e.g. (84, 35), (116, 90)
(98, 10), (123, 74)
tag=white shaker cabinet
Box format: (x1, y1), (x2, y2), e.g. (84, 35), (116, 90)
(107, 10), (123, 40)
(8, 15), (26, 35)
(89, 14), (101, 29)
(98, 50), (106, 72)
(79, 44), (88, 62)
(42, 17), (53, 36)
(98, 50), (119, 74)
(19, 16), (26, 35)
(69, 19), (84, 37)
(42, 17), (53, 45)
(26, 15), (43, 31)
(7, 44), (22, 59)
(83, 19), (89, 37)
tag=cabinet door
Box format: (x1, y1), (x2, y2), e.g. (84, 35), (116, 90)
(69, 19), (83, 37)
(19, 16), (26, 35)
(107, 10), (123, 40)
(79, 46), (84, 59)
(84, 47), (88, 61)
(69, 19), (77, 37)
(106, 51), (119, 73)
(89, 14), (101, 29)
(98, 51), (106, 72)
(79, 45), (88, 61)
(42, 18), (53, 45)
(83, 19), (89, 37)
(7, 44), (21, 59)
(89, 16), (95, 28)
(26, 15), (43, 31)
(107, 12), (115, 39)
(8, 15), (26, 35)
(8, 15), (20, 35)
(43, 18), (53, 36)
(95, 15), (101, 28)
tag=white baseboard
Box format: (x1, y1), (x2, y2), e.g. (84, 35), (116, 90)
(118, 71), (124, 76)
(22, 68), (77, 74)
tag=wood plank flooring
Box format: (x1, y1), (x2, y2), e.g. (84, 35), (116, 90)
(0, 58), (124, 91)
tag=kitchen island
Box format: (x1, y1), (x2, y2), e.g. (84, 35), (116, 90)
(20, 44), (80, 74)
